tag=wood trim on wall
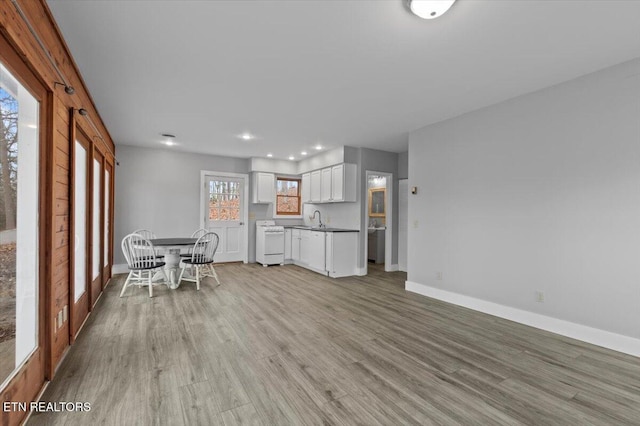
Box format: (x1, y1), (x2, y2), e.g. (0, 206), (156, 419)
(0, 29), (49, 426)
(0, 2), (117, 424)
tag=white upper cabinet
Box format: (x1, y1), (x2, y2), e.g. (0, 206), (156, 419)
(329, 163), (356, 202)
(301, 173), (311, 203)
(301, 163), (356, 204)
(252, 172), (274, 203)
(321, 167), (332, 202)
(310, 170), (321, 203)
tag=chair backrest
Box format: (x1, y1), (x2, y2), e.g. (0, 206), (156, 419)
(122, 233), (158, 269)
(190, 232), (220, 263)
(191, 228), (208, 239)
(132, 229), (156, 240)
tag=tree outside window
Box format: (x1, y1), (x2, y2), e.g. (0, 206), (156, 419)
(276, 178), (301, 215)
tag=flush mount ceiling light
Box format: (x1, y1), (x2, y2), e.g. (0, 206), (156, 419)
(315, 145), (323, 150)
(408, 0), (456, 19)
(288, 155), (295, 160)
(161, 133), (176, 146)
(267, 153), (273, 158)
(239, 132), (254, 141)
(301, 151), (308, 156)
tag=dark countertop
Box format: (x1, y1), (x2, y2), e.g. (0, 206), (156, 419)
(283, 226), (359, 233)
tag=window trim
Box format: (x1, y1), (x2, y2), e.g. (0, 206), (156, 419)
(275, 177), (302, 217)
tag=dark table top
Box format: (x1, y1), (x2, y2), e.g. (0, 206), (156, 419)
(150, 238), (198, 246)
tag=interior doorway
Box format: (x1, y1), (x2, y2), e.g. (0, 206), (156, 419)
(364, 170), (393, 274)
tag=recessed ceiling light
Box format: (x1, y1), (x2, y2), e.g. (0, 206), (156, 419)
(288, 156), (295, 160)
(165, 141), (176, 146)
(267, 153), (273, 158)
(239, 132), (254, 141)
(301, 151), (308, 156)
(315, 145), (322, 150)
(408, 0), (456, 19)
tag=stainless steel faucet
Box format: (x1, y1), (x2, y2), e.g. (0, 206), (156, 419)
(311, 210), (324, 228)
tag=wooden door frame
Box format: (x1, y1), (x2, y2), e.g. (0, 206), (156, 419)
(0, 31), (50, 419)
(68, 118), (91, 342)
(89, 145), (104, 307)
(102, 158), (114, 287)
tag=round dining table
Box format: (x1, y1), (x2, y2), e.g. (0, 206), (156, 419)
(150, 238), (197, 289)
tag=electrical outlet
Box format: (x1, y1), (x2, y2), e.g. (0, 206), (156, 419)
(57, 311), (63, 329)
(436, 272), (443, 280)
(535, 291), (545, 303)
(326, 215), (331, 224)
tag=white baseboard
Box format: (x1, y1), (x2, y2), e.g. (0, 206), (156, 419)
(405, 281), (640, 357)
(386, 264), (399, 272)
(112, 264), (129, 275)
(356, 267), (367, 276)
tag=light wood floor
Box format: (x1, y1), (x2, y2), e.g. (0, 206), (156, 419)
(29, 263), (640, 425)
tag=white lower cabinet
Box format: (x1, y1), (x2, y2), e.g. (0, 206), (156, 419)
(290, 228), (357, 278)
(325, 232), (358, 278)
(284, 228), (292, 263)
(299, 230), (310, 265)
(291, 229), (301, 261)
(307, 231), (326, 273)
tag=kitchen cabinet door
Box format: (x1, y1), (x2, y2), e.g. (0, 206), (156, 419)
(253, 172), (275, 203)
(284, 229), (292, 260)
(331, 164), (356, 202)
(310, 171), (321, 203)
(308, 231), (326, 272)
(301, 173), (311, 203)
(321, 167), (332, 202)
(331, 164), (344, 202)
(291, 229), (301, 261)
(299, 230), (310, 265)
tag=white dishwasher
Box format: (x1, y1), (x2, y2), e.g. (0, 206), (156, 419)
(256, 220), (285, 266)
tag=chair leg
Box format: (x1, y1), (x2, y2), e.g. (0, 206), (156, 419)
(148, 271), (153, 298)
(120, 271), (133, 297)
(161, 268), (170, 286)
(178, 265), (186, 285)
(210, 264), (220, 285)
(196, 266), (200, 291)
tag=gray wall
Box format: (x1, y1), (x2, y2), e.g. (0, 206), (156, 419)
(114, 146), (255, 264)
(408, 58), (640, 338)
(398, 151), (408, 180)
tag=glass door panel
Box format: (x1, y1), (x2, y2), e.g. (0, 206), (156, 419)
(0, 61), (39, 388)
(73, 142), (87, 302)
(70, 129), (90, 339)
(102, 162), (112, 286)
(90, 150), (103, 306)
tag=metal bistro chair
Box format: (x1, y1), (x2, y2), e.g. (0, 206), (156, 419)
(178, 232), (220, 290)
(120, 233), (169, 298)
(179, 228), (209, 259)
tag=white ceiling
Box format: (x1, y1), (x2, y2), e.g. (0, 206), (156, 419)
(47, 0), (640, 160)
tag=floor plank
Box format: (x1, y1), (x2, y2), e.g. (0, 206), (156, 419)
(28, 263), (640, 425)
